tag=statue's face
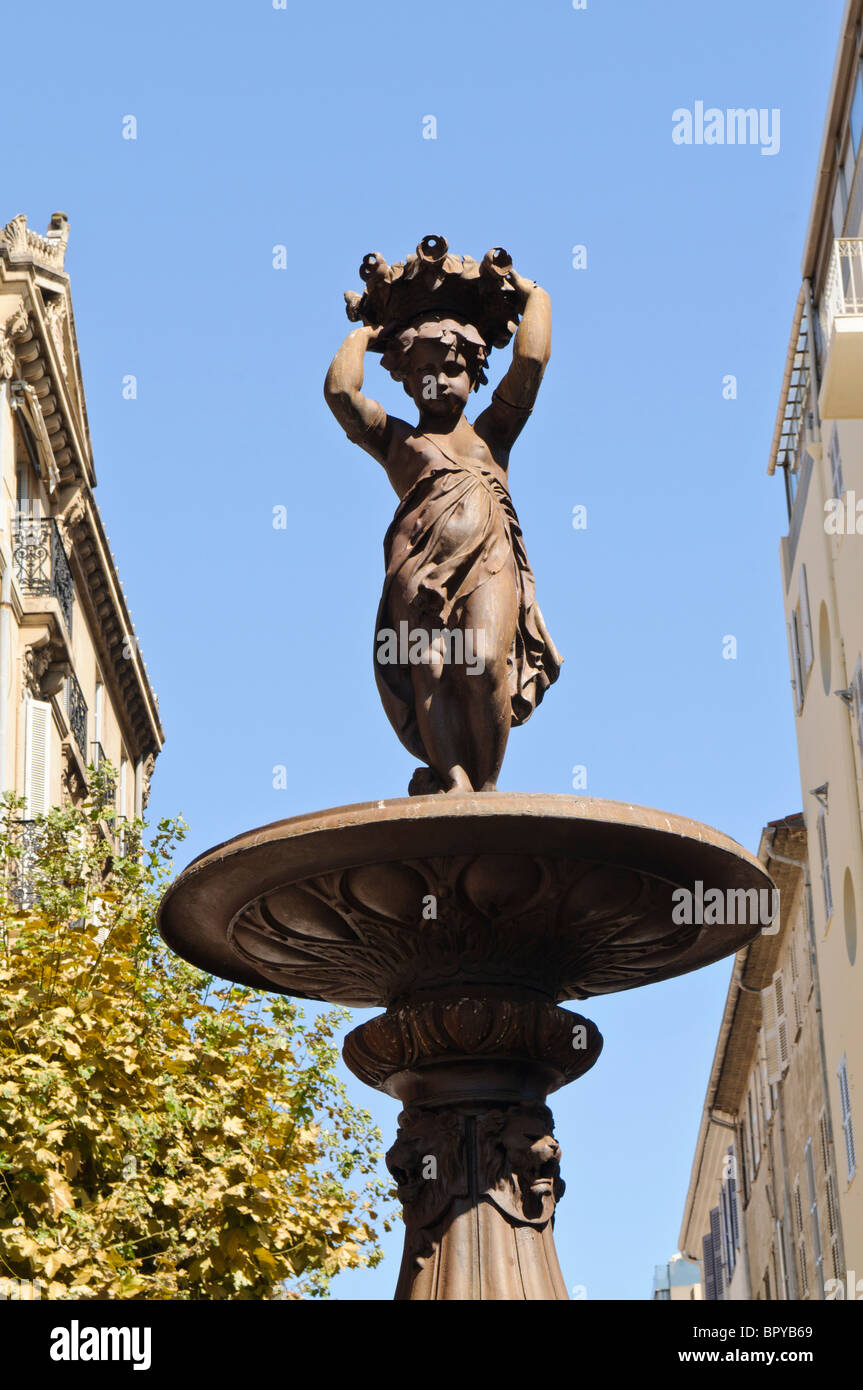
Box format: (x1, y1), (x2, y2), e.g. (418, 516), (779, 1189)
(405, 340), (473, 417)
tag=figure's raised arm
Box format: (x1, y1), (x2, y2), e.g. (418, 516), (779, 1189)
(324, 324), (391, 463)
(476, 272), (551, 452)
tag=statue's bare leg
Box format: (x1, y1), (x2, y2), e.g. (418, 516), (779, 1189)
(411, 638), (475, 793)
(457, 578), (518, 792)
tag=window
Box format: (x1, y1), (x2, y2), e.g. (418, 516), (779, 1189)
(94, 680), (103, 750)
(788, 613), (804, 714)
(820, 1111), (842, 1281)
(748, 1088), (760, 1173)
(833, 175), (847, 237)
(853, 658), (863, 758)
(844, 134), (858, 209)
(837, 1055), (857, 1181)
(793, 1178), (809, 1297)
(718, 1145), (740, 1287)
(804, 884), (816, 991)
(789, 929), (803, 1037)
(817, 808), (833, 921)
(798, 567), (814, 676)
(852, 65), (863, 155)
(804, 1139), (824, 1298)
(775, 1218), (790, 1300)
(830, 425), (845, 500)
(764, 971), (789, 1083)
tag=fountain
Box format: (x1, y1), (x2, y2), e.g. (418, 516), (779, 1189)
(158, 239), (771, 1299)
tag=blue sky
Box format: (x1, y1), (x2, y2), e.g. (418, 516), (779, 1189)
(5, 0), (846, 1298)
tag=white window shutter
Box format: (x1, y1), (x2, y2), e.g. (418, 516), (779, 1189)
(775, 972), (789, 1072)
(799, 567), (814, 674)
(790, 929), (803, 1036)
(763, 981), (780, 1084)
(817, 809), (833, 920)
(830, 425), (845, 499)
(838, 1056), (857, 1181)
(24, 699), (51, 816)
(788, 617), (803, 713)
(853, 658), (863, 757)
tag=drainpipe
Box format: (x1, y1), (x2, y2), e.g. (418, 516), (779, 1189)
(766, 832), (846, 1284)
(0, 380), (12, 794)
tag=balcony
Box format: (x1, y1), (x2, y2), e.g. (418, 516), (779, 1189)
(66, 671), (87, 757)
(6, 820), (44, 909)
(818, 238), (863, 418)
(11, 515), (74, 634)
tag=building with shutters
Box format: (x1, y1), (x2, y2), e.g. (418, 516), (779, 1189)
(678, 818), (846, 1299)
(765, 0), (863, 1285)
(651, 1254), (702, 1301)
(0, 212), (162, 883)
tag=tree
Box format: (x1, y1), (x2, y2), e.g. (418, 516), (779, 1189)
(0, 773), (390, 1299)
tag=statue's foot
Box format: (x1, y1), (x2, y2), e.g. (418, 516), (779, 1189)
(408, 767), (444, 797)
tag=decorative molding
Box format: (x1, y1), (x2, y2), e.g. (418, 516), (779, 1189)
(141, 753), (155, 809)
(43, 297), (68, 377)
(23, 638), (70, 700)
(0, 303), (30, 380)
(1, 212), (69, 273)
(228, 850), (696, 1006)
(386, 1101), (565, 1233)
(61, 742), (87, 805)
(343, 997), (601, 1090)
(385, 1100), (568, 1298)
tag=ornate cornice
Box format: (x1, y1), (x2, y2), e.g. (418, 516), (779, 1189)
(63, 499), (163, 763)
(1, 213), (69, 273)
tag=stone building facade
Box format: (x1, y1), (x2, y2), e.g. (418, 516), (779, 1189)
(0, 212), (162, 861)
(679, 818), (846, 1299)
(766, 0), (863, 1279)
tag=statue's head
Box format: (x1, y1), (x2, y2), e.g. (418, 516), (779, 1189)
(380, 316), (489, 418)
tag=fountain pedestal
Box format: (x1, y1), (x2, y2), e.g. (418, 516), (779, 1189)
(158, 794), (772, 1301)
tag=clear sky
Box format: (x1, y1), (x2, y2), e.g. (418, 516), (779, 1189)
(4, 0), (846, 1299)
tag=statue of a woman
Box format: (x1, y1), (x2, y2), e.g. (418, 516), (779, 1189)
(324, 238), (561, 795)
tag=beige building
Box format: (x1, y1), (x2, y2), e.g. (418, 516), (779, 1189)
(679, 818), (846, 1299)
(766, 0), (863, 1281)
(0, 212), (162, 875)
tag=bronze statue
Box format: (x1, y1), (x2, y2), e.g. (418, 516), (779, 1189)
(325, 236), (562, 795)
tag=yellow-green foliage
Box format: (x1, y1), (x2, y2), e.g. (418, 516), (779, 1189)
(0, 781), (390, 1299)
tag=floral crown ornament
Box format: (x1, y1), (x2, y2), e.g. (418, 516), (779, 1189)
(344, 235), (522, 391)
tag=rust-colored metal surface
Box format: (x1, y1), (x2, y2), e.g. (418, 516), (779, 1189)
(325, 236), (560, 795)
(158, 793), (772, 1006)
(158, 793), (772, 1301)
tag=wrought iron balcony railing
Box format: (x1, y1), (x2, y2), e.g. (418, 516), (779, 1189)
(6, 820), (44, 909)
(66, 672), (87, 757)
(820, 238), (863, 346)
(11, 515), (74, 634)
